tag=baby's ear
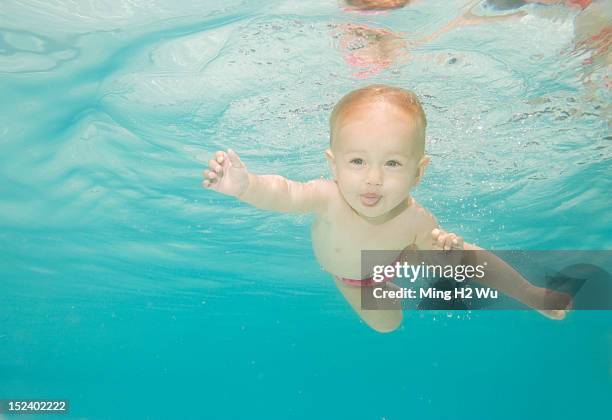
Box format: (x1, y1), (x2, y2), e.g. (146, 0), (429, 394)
(325, 149), (338, 180)
(414, 155), (430, 185)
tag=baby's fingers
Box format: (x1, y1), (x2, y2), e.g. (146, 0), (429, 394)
(443, 234), (459, 251)
(451, 235), (464, 250)
(431, 228), (441, 242)
(215, 151), (226, 164)
(202, 170), (219, 188)
(208, 158), (223, 175)
(435, 232), (447, 250)
(204, 169), (218, 180)
(431, 228), (447, 249)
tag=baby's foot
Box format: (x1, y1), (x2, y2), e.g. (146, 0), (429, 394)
(530, 286), (572, 320)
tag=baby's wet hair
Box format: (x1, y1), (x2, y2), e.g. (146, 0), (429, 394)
(329, 84), (427, 147)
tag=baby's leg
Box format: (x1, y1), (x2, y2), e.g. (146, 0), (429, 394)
(527, 287), (572, 320)
(473, 270), (572, 319)
(462, 246), (572, 319)
(333, 277), (402, 333)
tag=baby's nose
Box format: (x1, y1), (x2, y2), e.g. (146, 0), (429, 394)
(365, 167), (383, 186)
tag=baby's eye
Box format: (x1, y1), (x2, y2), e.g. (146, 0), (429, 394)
(350, 158), (364, 166)
(386, 160), (402, 167)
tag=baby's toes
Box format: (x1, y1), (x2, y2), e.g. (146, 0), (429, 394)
(538, 309), (567, 320)
(536, 290), (572, 320)
(547, 290), (572, 311)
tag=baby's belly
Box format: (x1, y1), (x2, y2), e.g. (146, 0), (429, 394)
(312, 245), (363, 279)
(311, 229), (412, 279)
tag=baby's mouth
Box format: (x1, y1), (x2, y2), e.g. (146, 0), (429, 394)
(360, 193), (382, 207)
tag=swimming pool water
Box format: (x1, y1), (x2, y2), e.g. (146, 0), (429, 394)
(1, 1), (611, 419)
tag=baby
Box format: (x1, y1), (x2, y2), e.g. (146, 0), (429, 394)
(203, 85), (572, 332)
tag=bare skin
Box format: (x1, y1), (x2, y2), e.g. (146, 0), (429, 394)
(336, 23), (407, 78)
(335, 1), (526, 78)
(343, 0), (412, 11)
(203, 98), (571, 332)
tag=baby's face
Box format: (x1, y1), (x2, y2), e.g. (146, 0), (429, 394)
(327, 102), (426, 222)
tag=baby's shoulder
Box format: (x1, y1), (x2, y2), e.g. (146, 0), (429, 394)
(312, 178), (340, 203)
(314, 178), (339, 194)
(408, 199), (437, 226)
(307, 178), (340, 215)
(404, 199), (438, 244)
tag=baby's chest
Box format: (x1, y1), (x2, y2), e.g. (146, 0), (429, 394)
(311, 214), (418, 278)
(314, 215), (416, 252)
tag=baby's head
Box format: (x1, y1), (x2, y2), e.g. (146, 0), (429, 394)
(326, 85), (429, 221)
(344, 0), (411, 10)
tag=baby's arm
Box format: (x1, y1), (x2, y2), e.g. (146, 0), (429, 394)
(203, 149), (332, 214)
(412, 208), (571, 319)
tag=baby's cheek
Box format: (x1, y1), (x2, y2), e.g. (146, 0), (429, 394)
(340, 171), (362, 185)
(386, 174), (412, 189)
(336, 176), (358, 194)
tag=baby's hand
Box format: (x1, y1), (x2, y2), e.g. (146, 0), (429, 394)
(431, 228), (464, 251)
(202, 149), (249, 198)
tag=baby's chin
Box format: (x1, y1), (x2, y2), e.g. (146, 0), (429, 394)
(353, 201), (393, 220)
(357, 208), (386, 218)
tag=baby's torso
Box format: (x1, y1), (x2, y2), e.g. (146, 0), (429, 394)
(311, 187), (425, 279)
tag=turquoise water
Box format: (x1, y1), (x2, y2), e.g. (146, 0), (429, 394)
(1, 0), (611, 419)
